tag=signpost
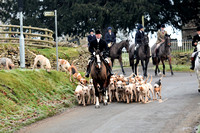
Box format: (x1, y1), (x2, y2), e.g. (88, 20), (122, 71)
(44, 10), (59, 71)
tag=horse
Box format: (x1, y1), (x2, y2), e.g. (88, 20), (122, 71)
(109, 40), (130, 75)
(90, 49), (111, 108)
(194, 42), (200, 93)
(151, 34), (173, 76)
(129, 34), (150, 77)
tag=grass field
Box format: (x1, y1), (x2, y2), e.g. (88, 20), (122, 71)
(0, 69), (81, 132)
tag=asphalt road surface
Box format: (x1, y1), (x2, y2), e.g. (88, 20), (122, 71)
(18, 68), (200, 133)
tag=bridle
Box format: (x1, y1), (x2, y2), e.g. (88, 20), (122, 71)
(165, 35), (171, 47)
(94, 51), (102, 70)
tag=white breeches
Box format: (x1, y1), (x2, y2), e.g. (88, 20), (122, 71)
(192, 52), (198, 57)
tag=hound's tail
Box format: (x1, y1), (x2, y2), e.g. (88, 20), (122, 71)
(149, 75), (153, 84)
(145, 74), (150, 83)
(71, 59), (78, 65)
(160, 74), (164, 81)
(27, 50), (37, 57)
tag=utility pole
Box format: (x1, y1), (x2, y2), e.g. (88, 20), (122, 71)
(142, 15), (144, 27)
(18, 0), (25, 68)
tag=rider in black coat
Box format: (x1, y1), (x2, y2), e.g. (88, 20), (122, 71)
(105, 27), (116, 45)
(85, 30), (113, 77)
(134, 24), (145, 58)
(190, 26), (200, 70)
(87, 29), (96, 47)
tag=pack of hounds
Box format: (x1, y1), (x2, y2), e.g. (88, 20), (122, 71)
(75, 72), (163, 106)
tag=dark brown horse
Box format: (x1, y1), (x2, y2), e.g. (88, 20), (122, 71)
(151, 34), (173, 76)
(129, 35), (150, 77)
(109, 40), (130, 75)
(91, 49), (111, 108)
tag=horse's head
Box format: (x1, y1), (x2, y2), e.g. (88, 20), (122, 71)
(141, 34), (149, 45)
(123, 40), (130, 52)
(94, 49), (102, 69)
(164, 34), (171, 47)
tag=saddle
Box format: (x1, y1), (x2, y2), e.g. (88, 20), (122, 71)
(108, 42), (115, 48)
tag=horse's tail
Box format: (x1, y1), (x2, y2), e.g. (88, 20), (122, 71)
(152, 57), (156, 65)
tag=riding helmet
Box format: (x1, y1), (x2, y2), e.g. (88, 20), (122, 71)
(137, 24), (143, 30)
(90, 29), (94, 32)
(107, 27), (112, 30)
(161, 24), (165, 28)
(95, 30), (101, 34)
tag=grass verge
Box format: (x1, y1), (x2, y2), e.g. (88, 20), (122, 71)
(157, 64), (192, 72)
(0, 69), (79, 132)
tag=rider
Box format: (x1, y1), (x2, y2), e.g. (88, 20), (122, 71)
(85, 30), (114, 77)
(87, 29), (96, 47)
(154, 24), (167, 57)
(105, 27), (116, 48)
(190, 26), (200, 70)
(134, 24), (144, 58)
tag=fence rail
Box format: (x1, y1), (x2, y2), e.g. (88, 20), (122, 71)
(0, 25), (54, 48)
(171, 40), (193, 53)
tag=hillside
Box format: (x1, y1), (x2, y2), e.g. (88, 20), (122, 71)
(0, 69), (84, 132)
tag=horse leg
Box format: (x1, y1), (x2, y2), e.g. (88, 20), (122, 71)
(145, 58), (149, 77)
(155, 58), (160, 76)
(130, 58), (134, 73)
(111, 58), (114, 67)
(135, 59), (139, 75)
(102, 80), (108, 105)
(197, 70), (200, 92)
(158, 58), (161, 75)
(103, 89), (108, 105)
(119, 56), (126, 75)
(168, 56), (174, 75)
(155, 61), (158, 76)
(93, 80), (100, 108)
(161, 59), (165, 75)
(141, 60), (146, 77)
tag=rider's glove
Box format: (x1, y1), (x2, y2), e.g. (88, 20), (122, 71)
(93, 52), (95, 55)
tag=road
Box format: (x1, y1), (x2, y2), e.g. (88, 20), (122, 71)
(18, 68), (200, 133)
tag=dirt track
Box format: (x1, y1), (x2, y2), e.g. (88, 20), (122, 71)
(18, 68), (200, 133)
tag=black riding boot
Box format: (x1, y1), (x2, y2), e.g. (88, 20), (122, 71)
(190, 57), (195, 70)
(104, 60), (114, 75)
(134, 50), (138, 59)
(190, 53), (197, 70)
(85, 61), (92, 78)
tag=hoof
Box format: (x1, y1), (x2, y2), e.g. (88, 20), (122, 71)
(198, 89), (200, 93)
(95, 105), (100, 108)
(103, 102), (108, 106)
(123, 72), (126, 75)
